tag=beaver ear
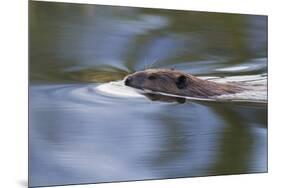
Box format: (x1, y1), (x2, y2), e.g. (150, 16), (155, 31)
(176, 75), (187, 89)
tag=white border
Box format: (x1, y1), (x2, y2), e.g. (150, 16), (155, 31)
(1, 0), (280, 188)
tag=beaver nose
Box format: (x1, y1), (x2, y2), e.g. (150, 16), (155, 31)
(125, 77), (132, 86)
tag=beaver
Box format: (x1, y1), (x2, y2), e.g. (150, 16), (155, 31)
(124, 68), (244, 98)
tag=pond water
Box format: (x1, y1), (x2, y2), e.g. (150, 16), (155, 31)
(29, 1), (267, 187)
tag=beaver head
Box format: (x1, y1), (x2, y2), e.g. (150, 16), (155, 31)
(124, 68), (243, 98)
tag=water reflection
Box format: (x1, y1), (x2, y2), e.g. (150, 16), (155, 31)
(29, 1), (267, 83)
(29, 1), (267, 187)
(208, 103), (267, 174)
(143, 93), (186, 103)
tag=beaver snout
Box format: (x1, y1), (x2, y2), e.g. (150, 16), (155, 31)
(124, 74), (145, 89)
(124, 76), (132, 86)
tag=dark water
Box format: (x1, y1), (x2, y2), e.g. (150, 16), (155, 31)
(29, 1), (268, 187)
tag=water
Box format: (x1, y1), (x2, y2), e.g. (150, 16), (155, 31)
(29, 1), (267, 187)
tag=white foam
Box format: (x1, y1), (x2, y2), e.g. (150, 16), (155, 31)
(216, 66), (249, 72)
(204, 74), (267, 83)
(95, 80), (144, 98)
(215, 58), (267, 73)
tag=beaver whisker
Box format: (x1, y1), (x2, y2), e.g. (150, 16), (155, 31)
(148, 58), (159, 69)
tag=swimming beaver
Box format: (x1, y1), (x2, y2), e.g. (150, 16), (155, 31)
(124, 69), (243, 98)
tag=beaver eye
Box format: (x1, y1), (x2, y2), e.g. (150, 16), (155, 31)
(148, 75), (157, 80)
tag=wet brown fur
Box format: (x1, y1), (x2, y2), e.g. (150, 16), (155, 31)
(125, 68), (243, 98)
